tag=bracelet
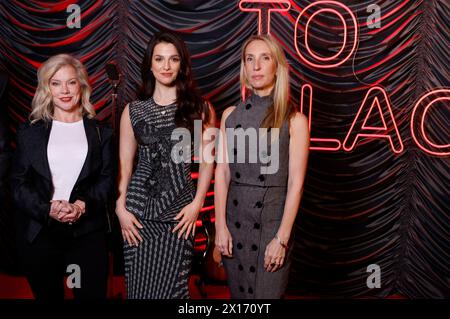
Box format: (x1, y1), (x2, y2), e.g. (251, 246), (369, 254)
(275, 234), (288, 249)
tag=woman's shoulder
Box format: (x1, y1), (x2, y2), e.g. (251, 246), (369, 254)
(17, 120), (32, 131)
(220, 105), (237, 128)
(289, 111), (309, 135)
(127, 98), (154, 118)
(222, 105), (237, 119)
(17, 119), (46, 134)
(289, 111), (307, 125)
(15, 120), (48, 146)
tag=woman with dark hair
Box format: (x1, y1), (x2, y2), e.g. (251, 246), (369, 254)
(116, 31), (215, 299)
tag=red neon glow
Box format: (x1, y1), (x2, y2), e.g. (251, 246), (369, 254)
(200, 205), (215, 213)
(343, 86), (404, 154)
(300, 84), (341, 151)
(422, 97), (450, 149)
(411, 89), (450, 156)
(361, 97), (388, 130)
(294, 1), (358, 68)
(241, 85), (247, 101)
(239, 0), (291, 35)
(305, 9), (347, 61)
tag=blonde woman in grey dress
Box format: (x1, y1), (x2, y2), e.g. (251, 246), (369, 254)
(215, 35), (309, 299)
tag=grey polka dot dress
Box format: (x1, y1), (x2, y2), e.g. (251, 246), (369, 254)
(124, 97), (195, 299)
(223, 94), (293, 299)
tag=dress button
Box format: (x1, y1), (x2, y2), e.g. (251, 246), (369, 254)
(248, 287), (253, 294)
(255, 201), (263, 208)
(239, 286), (245, 292)
(251, 244), (258, 251)
(235, 124), (242, 129)
(245, 103), (252, 110)
(237, 243), (243, 250)
(258, 175), (265, 182)
(253, 223), (260, 229)
(235, 172), (241, 179)
(238, 264), (243, 271)
(233, 199), (238, 206)
(235, 222), (241, 229)
(249, 266), (256, 273)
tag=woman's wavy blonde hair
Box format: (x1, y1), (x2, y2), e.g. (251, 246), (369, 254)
(30, 54), (95, 123)
(240, 34), (293, 128)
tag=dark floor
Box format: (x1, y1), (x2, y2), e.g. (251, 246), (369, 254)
(0, 272), (231, 299)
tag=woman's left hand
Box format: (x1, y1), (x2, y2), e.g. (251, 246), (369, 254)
(60, 200), (85, 224)
(172, 200), (202, 240)
(264, 238), (286, 272)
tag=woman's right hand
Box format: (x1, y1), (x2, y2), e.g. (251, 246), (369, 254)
(49, 200), (70, 222)
(215, 225), (233, 257)
(116, 205), (144, 247)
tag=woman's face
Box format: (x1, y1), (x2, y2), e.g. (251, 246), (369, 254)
(151, 42), (181, 86)
(244, 40), (277, 96)
(49, 65), (81, 114)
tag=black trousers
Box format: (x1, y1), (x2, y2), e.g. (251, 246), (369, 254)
(17, 224), (108, 300)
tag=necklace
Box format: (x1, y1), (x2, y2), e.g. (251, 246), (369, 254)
(153, 95), (175, 105)
(153, 96), (176, 115)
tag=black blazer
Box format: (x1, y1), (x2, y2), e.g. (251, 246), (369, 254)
(11, 117), (116, 243)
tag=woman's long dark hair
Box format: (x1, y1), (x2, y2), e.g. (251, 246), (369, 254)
(138, 31), (210, 130)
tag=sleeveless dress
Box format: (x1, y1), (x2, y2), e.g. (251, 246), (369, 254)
(124, 97), (195, 299)
(223, 93), (293, 299)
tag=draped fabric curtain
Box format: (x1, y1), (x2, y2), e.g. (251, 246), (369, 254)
(0, 0), (448, 298)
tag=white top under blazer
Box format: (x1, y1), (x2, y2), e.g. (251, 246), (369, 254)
(47, 120), (88, 201)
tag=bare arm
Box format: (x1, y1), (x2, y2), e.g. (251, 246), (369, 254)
(173, 103), (217, 239)
(265, 112), (309, 272)
(117, 104), (137, 208)
(278, 113), (309, 241)
(116, 103), (143, 246)
(214, 106), (236, 256)
(193, 104), (217, 209)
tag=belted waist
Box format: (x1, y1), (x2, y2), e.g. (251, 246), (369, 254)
(230, 180), (287, 188)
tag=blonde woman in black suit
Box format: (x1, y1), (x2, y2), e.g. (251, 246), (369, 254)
(11, 54), (115, 299)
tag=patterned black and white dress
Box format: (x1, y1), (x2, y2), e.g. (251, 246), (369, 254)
(124, 97), (195, 299)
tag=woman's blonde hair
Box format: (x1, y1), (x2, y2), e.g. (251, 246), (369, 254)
(30, 54), (95, 123)
(240, 34), (293, 128)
